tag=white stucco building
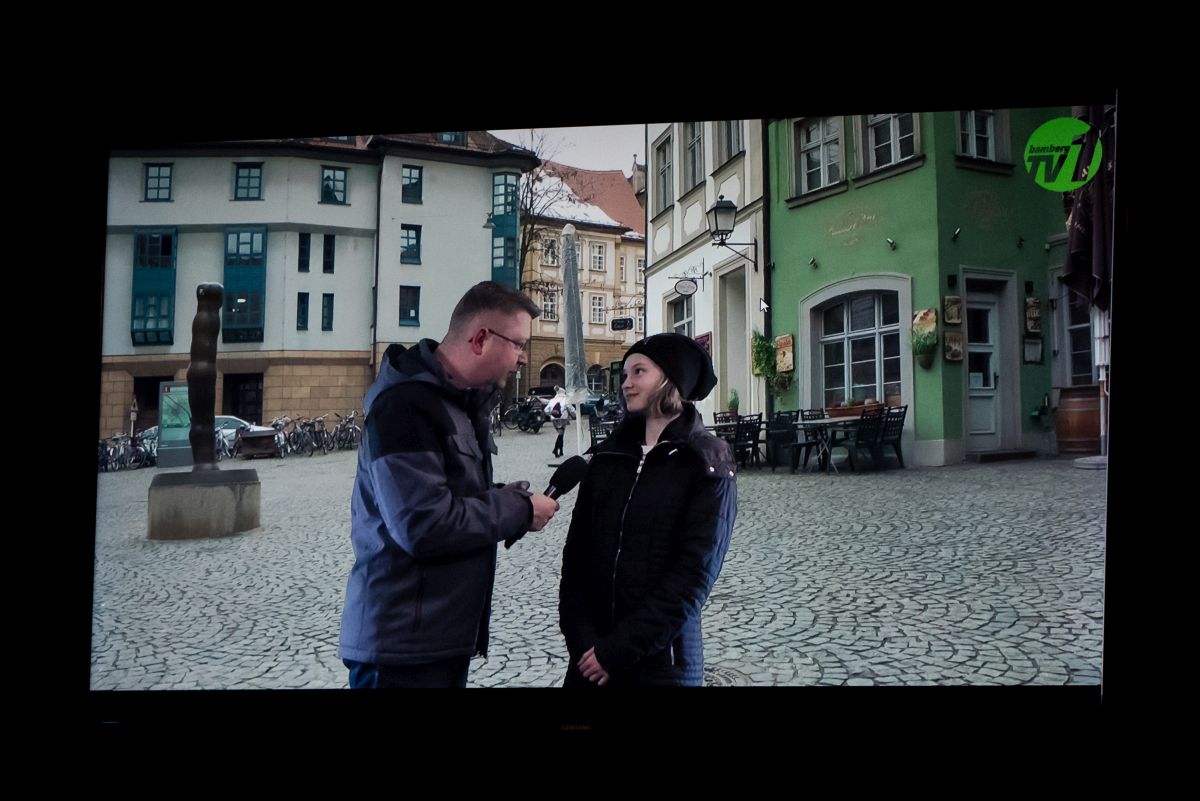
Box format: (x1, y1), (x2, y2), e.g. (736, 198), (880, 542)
(645, 121), (767, 421)
(100, 133), (537, 436)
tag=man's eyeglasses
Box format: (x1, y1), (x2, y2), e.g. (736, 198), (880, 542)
(485, 328), (529, 353)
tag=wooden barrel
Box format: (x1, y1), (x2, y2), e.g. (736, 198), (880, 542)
(1056, 385), (1101, 454)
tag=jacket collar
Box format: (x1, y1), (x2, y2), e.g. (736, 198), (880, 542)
(591, 403), (708, 457)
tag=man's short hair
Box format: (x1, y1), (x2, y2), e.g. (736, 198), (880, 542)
(448, 281), (540, 335)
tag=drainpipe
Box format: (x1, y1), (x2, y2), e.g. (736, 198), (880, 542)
(370, 141), (382, 374)
(761, 118), (774, 416)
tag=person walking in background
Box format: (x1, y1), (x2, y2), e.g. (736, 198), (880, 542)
(549, 386), (569, 459)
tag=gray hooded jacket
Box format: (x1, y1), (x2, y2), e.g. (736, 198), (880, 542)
(339, 340), (533, 665)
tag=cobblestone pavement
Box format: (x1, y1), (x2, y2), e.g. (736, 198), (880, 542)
(91, 422), (1106, 689)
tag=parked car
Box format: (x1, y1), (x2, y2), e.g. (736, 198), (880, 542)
(579, 391), (602, 416)
(215, 415), (275, 450)
(137, 416), (272, 450)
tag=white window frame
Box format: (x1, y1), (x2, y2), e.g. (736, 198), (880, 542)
(864, 113), (918, 172)
(587, 365), (605, 392)
(590, 242), (606, 272)
(717, 120), (743, 164)
(668, 295), (693, 338)
(654, 133), (673, 215)
(543, 291), (559, 322)
(591, 294), (606, 325)
(636, 257), (645, 284)
(542, 236), (559, 266)
(620, 256), (626, 282)
(637, 305), (645, 332)
(684, 122), (704, 190)
(1064, 282), (1096, 386)
(794, 116), (844, 195)
(958, 110), (995, 160)
(817, 292), (902, 407)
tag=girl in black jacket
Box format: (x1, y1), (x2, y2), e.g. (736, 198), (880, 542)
(559, 334), (737, 687)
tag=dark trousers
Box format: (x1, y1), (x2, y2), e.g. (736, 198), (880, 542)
(345, 657), (470, 688)
(553, 427), (565, 455)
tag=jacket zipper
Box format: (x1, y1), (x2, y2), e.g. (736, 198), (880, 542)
(611, 447), (654, 627)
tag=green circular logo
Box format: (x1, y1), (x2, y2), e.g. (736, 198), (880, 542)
(1024, 117), (1102, 191)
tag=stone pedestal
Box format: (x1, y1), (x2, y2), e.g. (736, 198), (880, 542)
(148, 469), (261, 540)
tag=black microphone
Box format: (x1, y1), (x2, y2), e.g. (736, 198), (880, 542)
(505, 455), (589, 548)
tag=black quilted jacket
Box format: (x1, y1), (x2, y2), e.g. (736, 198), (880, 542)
(559, 403), (736, 687)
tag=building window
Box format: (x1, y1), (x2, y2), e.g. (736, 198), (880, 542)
(438, 132), (466, 145)
(321, 293), (334, 331)
(399, 285), (420, 326)
(620, 256), (626, 282)
(668, 296), (693, 337)
(637, 305), (645, 332)
(587, 365), (605, 392)
(818, 291), (901, 407)
(542, 291), (559, 321)
(144, 164), (172, 201)
(590, 243), (606, 271)
(684, 122), (704, 190)
(573, 241), (582, 269)
(402, 165), (423, 203)
(717, 120), (743, 164)
(636, 257), (645, 284)
(298, 233), (310, 272)
(234, 163), (263, 200)
(542, 236), (559, 266)
(401, 225), (421, 264)
(321, 166), (348, 204)
(134, 229), (176, 269)
(223, 225), (267, 342)
(1067, 287), (1095, 385)
(297, 292), (309, 330)
(493, 236), (516, 272)
(865, 113), (917, 171)
(654, 134), (673, 214)
(958, 110), (995, 160)
(131, 228), (177, 345)
(591, 295), (606, 325)
(323, 234), (335, 273)
(226, 227), (266, 267)
(795, 117), (842, 194)
(493, 173), (518, 216)
(131, 293), (173, 340)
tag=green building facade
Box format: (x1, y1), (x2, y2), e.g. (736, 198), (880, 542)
(766, 108), (1072, 467)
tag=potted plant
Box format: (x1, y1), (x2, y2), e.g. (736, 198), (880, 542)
(751, 329), (795, 401)
(912, 308), (938, 369)
(728, 388), (740, 415)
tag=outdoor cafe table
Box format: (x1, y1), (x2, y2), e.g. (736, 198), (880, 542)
(794, 416), (863, 474)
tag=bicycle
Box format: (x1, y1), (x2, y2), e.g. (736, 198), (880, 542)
(332, 411), (362, 450)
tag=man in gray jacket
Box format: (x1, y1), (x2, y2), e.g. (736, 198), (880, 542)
(340, 281), (559, 688)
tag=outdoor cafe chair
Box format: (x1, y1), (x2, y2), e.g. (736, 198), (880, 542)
(797, 408), (828, 471)
(733, 413), (764, 468)
(765, 410), (800, 472)
(873, 405), (908, 469)
(836, 405), (885, 472)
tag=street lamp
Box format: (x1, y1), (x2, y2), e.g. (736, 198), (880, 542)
(706, 195), (758, 272)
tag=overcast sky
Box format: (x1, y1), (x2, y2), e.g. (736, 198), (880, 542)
(489, 125), (646, 176)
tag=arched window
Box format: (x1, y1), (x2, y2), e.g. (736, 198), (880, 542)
(587, 365), (605, 392)
(818, 291), (901, 407)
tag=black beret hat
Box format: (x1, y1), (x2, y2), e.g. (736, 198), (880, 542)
(622, 333), (718, 401)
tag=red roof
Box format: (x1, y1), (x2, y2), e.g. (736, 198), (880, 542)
(546, 160), (646, 236)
